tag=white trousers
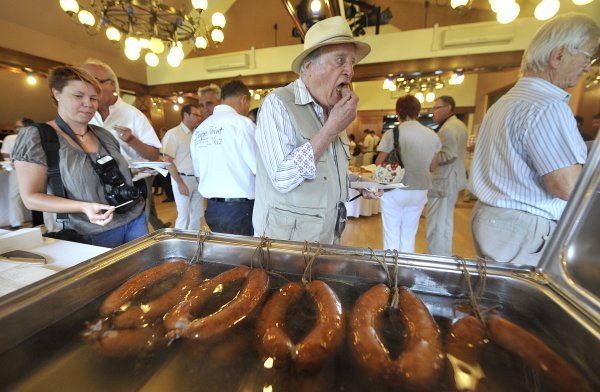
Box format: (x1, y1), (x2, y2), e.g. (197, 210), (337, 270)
(171, 175), (203, 230)
(426, 185), (459, 256)
(380, 189), (428, 253)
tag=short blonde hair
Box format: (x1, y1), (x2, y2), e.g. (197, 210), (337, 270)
(197, 83), (221, 100)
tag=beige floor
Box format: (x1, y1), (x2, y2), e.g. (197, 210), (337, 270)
(154, 192), (478, 259)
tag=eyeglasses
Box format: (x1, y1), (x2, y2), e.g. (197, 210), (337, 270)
(431, 104), (450, 111)
(95, 78), (113, 84)
(578, 49), (598, 66)
(190, 113), (202, 118)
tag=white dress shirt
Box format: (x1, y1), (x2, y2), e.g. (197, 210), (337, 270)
(162, 123), (194, 175)
(190, 104), (257, 199)
(90, 97), (161, 163)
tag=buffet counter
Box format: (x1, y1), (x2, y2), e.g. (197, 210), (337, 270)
(0, 228), (109, 297)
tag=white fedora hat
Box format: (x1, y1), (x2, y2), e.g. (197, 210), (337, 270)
(291, 16), (371, 74)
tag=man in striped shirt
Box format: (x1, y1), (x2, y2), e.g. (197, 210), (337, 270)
(470, 13), (599, 266)
(253, 17), (380, 244)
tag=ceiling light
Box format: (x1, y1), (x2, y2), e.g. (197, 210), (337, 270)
(534, 0), (560, 20)
(572, 0), (593, 4)
(415, 92), (425, 103)
(450, 0), (470, 9)
(426, 92), (436, 102)
(496, 2), (520, 24)
(145, 52), (159, 67)
(311, 0), (322, 13)
(26, 74), (37, 86)
(173, 103), (180, 111)
(195, 36), (208, 49)
(177, 95), (184, 104)
(58, 0), (225, 68)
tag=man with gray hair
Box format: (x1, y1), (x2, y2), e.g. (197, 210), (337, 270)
(470, 13), (599, 266)
(197, 83), (221, 122)
(253, 16), (380, 244)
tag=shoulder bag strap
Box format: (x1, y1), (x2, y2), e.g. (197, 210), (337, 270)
(393, 126), (404, 167)
(33, 123), (69, 222)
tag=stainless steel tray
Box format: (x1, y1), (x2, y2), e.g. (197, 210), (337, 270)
(0, 231), (598, 391)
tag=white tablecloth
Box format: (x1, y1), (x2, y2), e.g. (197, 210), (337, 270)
(0, 228), (109, 297)
(345, 188), (381, 217)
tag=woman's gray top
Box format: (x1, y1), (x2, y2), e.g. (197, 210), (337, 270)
(12, 125), (144, 235)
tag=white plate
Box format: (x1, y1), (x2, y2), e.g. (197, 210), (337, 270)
(350, 181), (407, 190)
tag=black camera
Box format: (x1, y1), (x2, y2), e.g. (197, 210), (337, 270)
(93, 155), (141, 213)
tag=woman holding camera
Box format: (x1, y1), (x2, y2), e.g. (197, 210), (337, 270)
(12, 66), (147, 248)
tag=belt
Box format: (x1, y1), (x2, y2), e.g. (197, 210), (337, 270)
(209, 198), (253, 203)
(178, 172), (195, 176)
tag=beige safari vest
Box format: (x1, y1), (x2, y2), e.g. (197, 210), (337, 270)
(253, 82), (351, 244)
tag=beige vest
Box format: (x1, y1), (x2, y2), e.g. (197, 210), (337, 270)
(253, 82), (351, 244)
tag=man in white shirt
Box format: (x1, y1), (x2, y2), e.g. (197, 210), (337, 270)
(162, 104), (203, 230)
(190, 80), (256, 235)
(82, 59), (168, 230)
(470, 13), (598, 265)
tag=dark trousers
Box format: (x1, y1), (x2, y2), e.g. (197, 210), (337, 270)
(205, 199), (254, 236)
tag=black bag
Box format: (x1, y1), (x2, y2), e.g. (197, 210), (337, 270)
(352, 146), (361, 157)
(384, 126), (404, 168)
(33, 123), (90, 244)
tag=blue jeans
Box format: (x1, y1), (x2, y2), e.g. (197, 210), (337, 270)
(205, 199), (254, 236)
(84, 213), (148, 248)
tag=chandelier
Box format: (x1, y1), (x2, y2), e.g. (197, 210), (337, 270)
(58, 0), (226, 67)
(382, 71), (465, 104)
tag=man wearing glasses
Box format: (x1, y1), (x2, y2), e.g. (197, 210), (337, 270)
(426, 96), (468, 256)
(162, 104), (204, 230)
(469, 13), (599, 266)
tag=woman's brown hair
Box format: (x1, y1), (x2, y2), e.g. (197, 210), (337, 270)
(48, 65), (101, 105)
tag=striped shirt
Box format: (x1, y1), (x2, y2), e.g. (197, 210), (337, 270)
(255, 79), (319, 193)
(470, 77), (587, 220)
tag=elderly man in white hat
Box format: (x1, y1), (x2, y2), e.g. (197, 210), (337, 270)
(253, 16), (379, 245)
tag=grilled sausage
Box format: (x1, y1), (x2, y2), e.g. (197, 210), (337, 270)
(82, 319), (168, 357)
(111, 263), (202, 328)
(256, 280), (345, 373)
(99, 259), (189, 317)
(165, 266), (269, 343)
(487, 315), (591, 392)
(348, 284), (444, 390)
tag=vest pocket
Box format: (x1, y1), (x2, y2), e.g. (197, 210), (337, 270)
(265, 206), (325, 242)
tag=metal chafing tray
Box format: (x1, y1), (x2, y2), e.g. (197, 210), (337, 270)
(0, 142), (598, 391)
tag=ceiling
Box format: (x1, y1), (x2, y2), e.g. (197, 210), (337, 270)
(0, 0), (596, 92)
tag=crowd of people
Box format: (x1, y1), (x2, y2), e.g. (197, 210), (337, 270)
(2, 13), (598, 267)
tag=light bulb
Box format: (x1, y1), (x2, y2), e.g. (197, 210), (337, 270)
(77, 10), (95, 26)
(191, 0), (208, 10)
(572, 0), (593, 4)
(145, 52), (159, 67)
(148, 37), (164, 54)
(60, 0), (79, 13)
(173, 103), (180, 111)
(124, 46), (141, 61)
(211, 28), (224, 43)
(195, 36), (208, 49)
(212, 12), (226, 28)
(496, 2), (520, 24)
(489, 0), (503, 13)
(26, 74), (37, 86)
(139, 38), (151, 49)
(415, 92), (425, 103)
(125, 37), (141, 51)
(310, 0), (322, 12)
(167, 52), (182, 67)
(451, 0), (469, 9)
(426, 92), (436, 102)
(177, 95), (184, 104)
(106, 26), (121, 41)
(534, 0), (560, 20)
(170, 43), (185, 60)
(254, 93), (261, 100)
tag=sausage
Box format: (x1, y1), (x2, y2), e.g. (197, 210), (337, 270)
(445, 316), (490, 392)
(348, 284), (444, 390)
(100, 259), (189, 316)
(487, 315), (591, 392)
(256, 282), (304, 365)
(181, 268), (268, 342)
(163, 265), (251, 332)
(164, 265), (269, 343)
(111, 263), (202, 329)
(82, 319), (168, 357)
(256, 280), (345, 373)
